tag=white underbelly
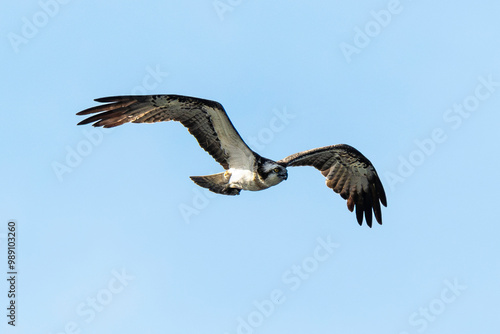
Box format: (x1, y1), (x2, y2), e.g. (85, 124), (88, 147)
(228, 168), (263, 191)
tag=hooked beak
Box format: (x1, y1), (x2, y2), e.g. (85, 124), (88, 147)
(279, 171), (288, 181)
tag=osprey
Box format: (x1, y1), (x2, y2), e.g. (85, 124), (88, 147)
(77, 95), (387, 227)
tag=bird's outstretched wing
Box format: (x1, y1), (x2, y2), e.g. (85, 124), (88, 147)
(77, 95), (255, 170)
(279, 144), (387, 227)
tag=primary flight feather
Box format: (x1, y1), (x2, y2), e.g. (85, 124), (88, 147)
(77, 94), (387, 227)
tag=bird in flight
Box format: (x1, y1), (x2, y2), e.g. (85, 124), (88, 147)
(77, 95), (387, 227)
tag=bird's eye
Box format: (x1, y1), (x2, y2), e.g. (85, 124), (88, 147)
(273, 168), (280, 173)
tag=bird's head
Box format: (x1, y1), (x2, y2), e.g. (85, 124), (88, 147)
(259, 160), (288, 186)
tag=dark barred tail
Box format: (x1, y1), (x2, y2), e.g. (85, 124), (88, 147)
(190, 172), (241, 196)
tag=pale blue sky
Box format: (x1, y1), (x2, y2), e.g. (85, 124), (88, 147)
(2, 1), (500, 333)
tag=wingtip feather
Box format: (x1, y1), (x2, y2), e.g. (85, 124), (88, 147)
(94, 96), (133, 103)
(347, 196), (355, 212)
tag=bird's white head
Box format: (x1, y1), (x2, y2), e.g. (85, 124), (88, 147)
(259, 160), (288, 187)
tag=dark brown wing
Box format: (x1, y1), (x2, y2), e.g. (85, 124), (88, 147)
(77, 95), (256, 170)
(279, 144), (387, 227)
